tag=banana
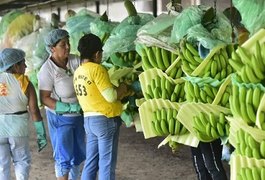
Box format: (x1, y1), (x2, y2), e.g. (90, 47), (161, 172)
(193, 56), (203, 63)
(168, 118), (175, 135)
(155, 76), (161, 87)
(231, 50), (243, 63)
(247, 134), (258, 149)
(161, 108), (167, 121)
(172, 109), (178, 119)
(185, 42), (199, 56)
(260, 140), (265, 158)
(151, 121), (160, 136)
(155, 110), (161, 121)
(225, 123), (230, 136)
(214, 54), (222, 72)
(238, 168), (247, 180)
(203, 84), (214, 99)
(179, 125), (188, 135)
(165, 80), (173, 94)
(252, 148), (261, 159)
(219, 112), (226, 125)
(237, 46), (252, 66)
(170, 52), (177, 64)
(219, 53), (227, 69)
(220, 68), (227, 80)
(146, 84), (154, 98)
(146, 46), (158, 68)
(184, 48), (199, 66)
(206, 123), (212, 137)
(170, 93), (177, 102)
(210, 127), (219, 139)
(252, 167), (261, 180)
(150, 79), (156, 91)
(174, 84), (181, 98)
(175, 68), (183, 79)
(246, 88), (256, 123)
(167, 108), (173, 121)
(153, 86), (162, 98)
(209, 112), (217, 128)
(154, 120), (164, 136)
(261, 168), (265, 180)
(220, 92), (230, 107)
(210, 60), (218, 77)
(251, 54), (265, 80)
(255, 41), (264, 68)
(193, 116), (205, 132)
(161, 48), (170, 68)
(216, 122), (225, 137)
(199, 89), (207, 103)
(228, 58), (243, 72)
(245, 146), (253, 157)
(141, 55), (153, 70)
(199, 112), (208, 126)
(245, 64), (261, 83)
(240, 66), (250, 83)
(168, 67), (178, 79)
(174, 121), (181, 135)
(160, 119), (170, 135)
(193, 83), (200, 99)
(241, 102), (253, 125)
(239, 85), (247, 105)
(253, 87), (261, 110)
(154, 46), (166, 70)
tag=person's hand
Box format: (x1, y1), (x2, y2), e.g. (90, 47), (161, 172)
(117, 83), (130, 100)
(55, 101), (82, 114)
(69, 103), (81, 113)
(34, 121), (47, 152)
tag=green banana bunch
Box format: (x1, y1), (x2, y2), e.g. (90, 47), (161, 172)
(112, 51), (141, 67)
(179, 41), (202, 75)
(235, 129), (264, 159)
(192, 112), (228, 141)
(151, 108), (187, 136)
(144, 76), (185, 102)
(237, 167), (265, 180)
(184, 81), (219, 104)
(230, 42), (265, 83)
(230, 84), (258, 126)
(141, 45), (179, 71)
(195, 45), (234, 80)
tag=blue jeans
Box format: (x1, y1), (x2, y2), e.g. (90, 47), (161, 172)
(81, 116), (121, 180)
(46, 110), (86, 179)
(0, 137), (31, 180)
(191, 139), (227, 180)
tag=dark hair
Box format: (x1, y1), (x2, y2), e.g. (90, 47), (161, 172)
(77, 33), (103, 60)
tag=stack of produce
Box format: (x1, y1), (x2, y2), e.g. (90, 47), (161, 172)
(102, 0), (154, 127)
(65, 9), (99, 55)
(227, 28), (265, 179)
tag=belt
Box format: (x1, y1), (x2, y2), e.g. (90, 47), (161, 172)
(3, 110), (28, 115)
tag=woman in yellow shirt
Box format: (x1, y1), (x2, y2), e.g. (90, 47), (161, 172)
(74, 33), (129, 180)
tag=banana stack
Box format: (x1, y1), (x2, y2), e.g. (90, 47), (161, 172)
(111, 51), (142, 67)
(230, 82), (264, 126)
(235, 129), (265, 160)
(229, 42), (265, 84)
(141, 45), (183, 77)
(192, 112), (230, 141)
(179, 41), (201, 75)
(237, 167), (265, 180)
(179, 42), (234, 80)
(184, 81), (219, 104)
(144, 76), (185, 102)
(151, 108), (188, 136)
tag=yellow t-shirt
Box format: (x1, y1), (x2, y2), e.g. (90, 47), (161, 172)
(73, 62), (122, 118)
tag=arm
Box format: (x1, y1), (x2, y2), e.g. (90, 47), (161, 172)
(39, 90), (56, 110)
(26, 82), (47, 152)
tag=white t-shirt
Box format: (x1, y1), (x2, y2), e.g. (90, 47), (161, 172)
(38, 54), (80, 105)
